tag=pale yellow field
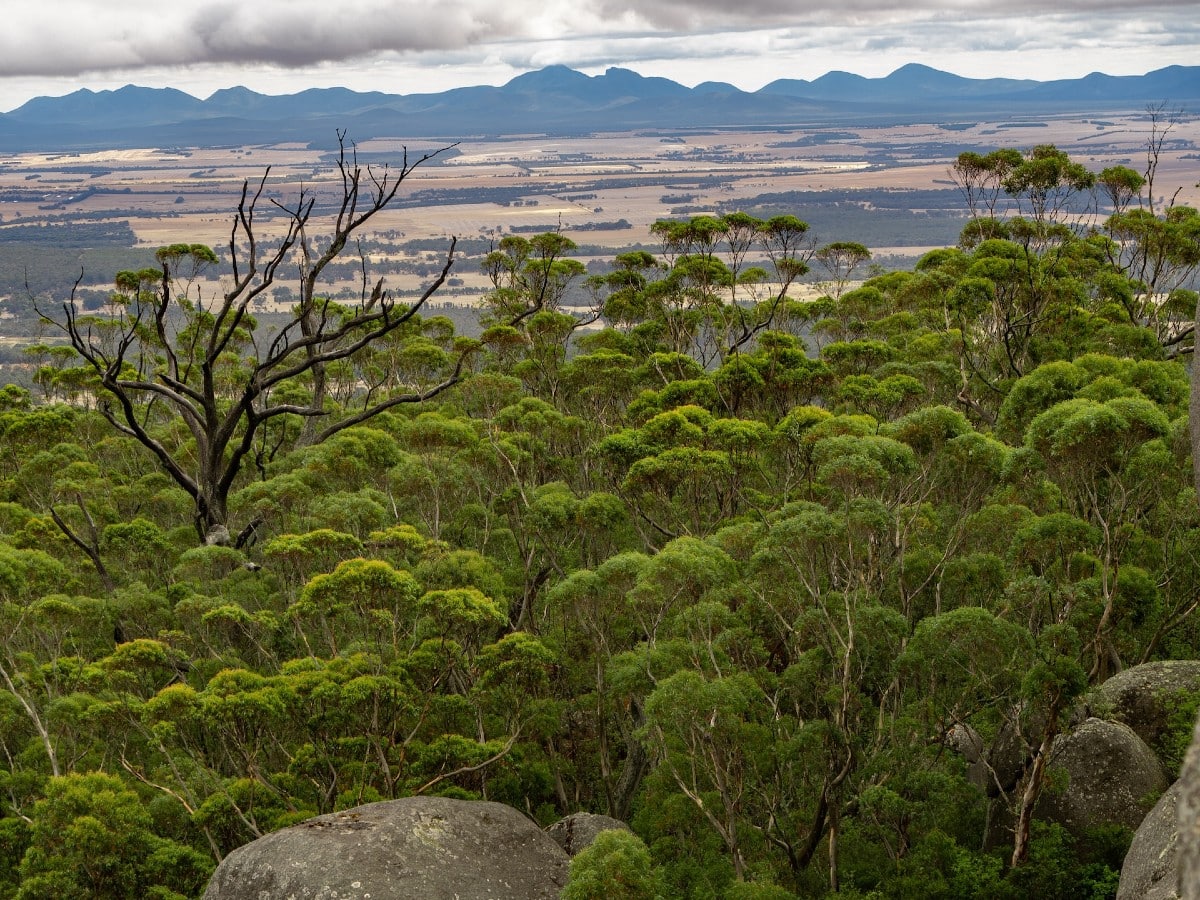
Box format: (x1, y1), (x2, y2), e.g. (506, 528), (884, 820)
(0, 112), (1196, 307)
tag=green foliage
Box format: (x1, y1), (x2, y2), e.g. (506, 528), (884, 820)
(0, 157), (1196, 898)
(1159, 689), (1200, 775)
(14, 772), (211, 899)
(723, 884), (800, 900)
(563, 830), (667, 900)
(1006, 822), (1127, 900)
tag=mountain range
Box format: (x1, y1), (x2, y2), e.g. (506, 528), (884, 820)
(0, 63), (1196, 151)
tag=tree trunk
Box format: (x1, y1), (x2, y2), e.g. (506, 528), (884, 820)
(49, 501), (114, 593)
(297, 304), (327, 448)
(195, 481), (231, 544)
(0, 662), (59, 777)
(828, 809), (840, 894)
(1012, 709), (1062, 868)
(610, 706), (649, 821)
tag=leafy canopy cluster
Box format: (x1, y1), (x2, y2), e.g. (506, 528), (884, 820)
(1, 136), (1199, 899)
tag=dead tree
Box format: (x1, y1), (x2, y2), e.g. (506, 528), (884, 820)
(41, 133), (465, 544)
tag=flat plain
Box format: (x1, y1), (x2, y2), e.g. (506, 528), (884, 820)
(0, 110), (1196, 309)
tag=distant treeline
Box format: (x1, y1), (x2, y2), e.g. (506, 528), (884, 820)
(392, 175), (727, 210)
(509, 220), (632, 233)
(713, 187), (1009, 248)
(0, 242), (156, 332)
(0, 221), (137, 246)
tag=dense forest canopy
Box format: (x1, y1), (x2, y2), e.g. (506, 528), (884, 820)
(0, 133), (1199, 898)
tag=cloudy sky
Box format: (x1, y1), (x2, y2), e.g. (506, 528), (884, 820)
(0, 0), (1195, 111)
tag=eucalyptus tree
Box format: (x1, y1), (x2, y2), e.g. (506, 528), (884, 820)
(600, 213), (812, 366)
(952, 145), (1095, 243)
(814, 241), (872, 300)
(480, 232), (589, 327)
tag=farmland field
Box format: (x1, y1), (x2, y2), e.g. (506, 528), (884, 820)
(0, 110), (1196, 317)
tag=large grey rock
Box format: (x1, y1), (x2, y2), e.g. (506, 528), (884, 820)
(1092, 661), (1200, 770)
(202, 796), (570, 900)
(1117, 780), (1181, 900)
(1037, 718), (1168, 837)
(547, 812), (631, 856)
(946, 723), (991, 793)
(1181, 709), (1200, 900)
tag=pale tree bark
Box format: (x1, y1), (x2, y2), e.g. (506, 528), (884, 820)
(0, 660), (58, 777)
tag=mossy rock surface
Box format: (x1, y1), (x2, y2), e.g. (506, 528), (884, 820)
(1037, 717), (1167, 836)
(1180, 710), (1200, 900)
(546, 812), (631, 856)
(1117, 779), (1180, 900)
(203, 796), (570, 900)
(1091, 661), (1200, 770)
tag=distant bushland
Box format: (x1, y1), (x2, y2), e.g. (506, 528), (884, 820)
(0, 221), (137, 246)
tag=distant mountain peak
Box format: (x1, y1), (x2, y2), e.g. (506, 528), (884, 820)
(207, 85), (259, 100)
(889, 62), (943, 75)
(694, 81), (740, 95)
(504, 65), (590, 90)
(1, 63), (1197, 151)
(813, 70), (865, 82)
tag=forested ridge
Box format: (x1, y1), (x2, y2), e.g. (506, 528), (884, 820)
(1, 136), (1199, 899)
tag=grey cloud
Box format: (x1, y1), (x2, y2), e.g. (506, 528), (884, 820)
(0, 0), (525, 76)
(862, 35), (906, 52)
(766, 10), (1195, 57)
(0, 0), (1192, 80)
(600, 0), (1198, 28)
(497, 42), (741, 73)
(179, 1), (535, 66)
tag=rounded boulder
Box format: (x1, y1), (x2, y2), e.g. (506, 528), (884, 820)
(1117, 779), (1180, 900)
(546, 812), (632, 856)
(202, 796), (570, 900)
(945, 723), (992, 794)
(1092, 661), (1200, 768)
(1037, 717), (1168, 836)
(1181, 707), (1200, 900)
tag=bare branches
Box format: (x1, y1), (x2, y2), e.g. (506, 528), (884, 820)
(1143, 103), (1184, 216)
(38, 132), (464, 541)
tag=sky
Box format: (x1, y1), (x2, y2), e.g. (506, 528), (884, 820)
(0, 0), (1196, 111)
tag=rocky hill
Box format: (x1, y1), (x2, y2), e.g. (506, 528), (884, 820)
(0, 64), (1196, 150)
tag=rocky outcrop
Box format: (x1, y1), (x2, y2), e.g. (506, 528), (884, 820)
(1181, 710), (1200, 900)
(1091, 661), (1200, 771)
(547, 812), (631, 856)
(1037, 718), (1168, 836)
(202, 796), (570, 900)
(1117, 780), (1181, 900)
(1118, 704), (1200, 900)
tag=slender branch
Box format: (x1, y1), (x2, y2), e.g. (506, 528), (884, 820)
(414, 731), (520, 795)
